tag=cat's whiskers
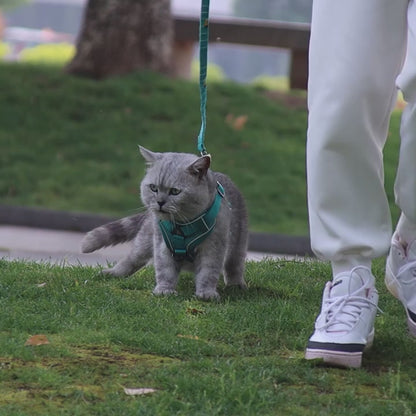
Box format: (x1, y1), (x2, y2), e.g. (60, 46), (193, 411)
(125, 205), (147, 215)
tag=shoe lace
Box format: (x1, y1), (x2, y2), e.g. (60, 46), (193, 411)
(318, 292), (379, 332)
(316, 268), (382, 332)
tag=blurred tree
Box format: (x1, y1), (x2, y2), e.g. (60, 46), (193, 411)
(66, 0), (172, 79)
(233, 0), (312, 23)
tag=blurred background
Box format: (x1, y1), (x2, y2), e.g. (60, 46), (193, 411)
(0, 0), (402, 258)
(1, 0), (312, 84)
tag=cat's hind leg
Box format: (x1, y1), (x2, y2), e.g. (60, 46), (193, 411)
(102, 237), (152, 277)
(102, 255), (147, 277)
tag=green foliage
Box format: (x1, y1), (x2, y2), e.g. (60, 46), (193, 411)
(191, 60), (226, 82)
(0, 41), (9, 59)
(0, 0), (29, 10)
(19, 43), (75, 65)
(0, 258), (415, 415)
(251, 75), (289, 91)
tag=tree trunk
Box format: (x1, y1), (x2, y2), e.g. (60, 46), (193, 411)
(66, 0), (172, 79)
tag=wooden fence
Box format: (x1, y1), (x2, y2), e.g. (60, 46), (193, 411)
(173, 15), (311, 90)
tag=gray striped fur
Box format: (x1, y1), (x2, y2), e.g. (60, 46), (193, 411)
(81, 146), (248, 300)
(81, 214), (146, 253)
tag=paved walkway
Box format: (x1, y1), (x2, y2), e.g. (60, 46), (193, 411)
(0, 225), (288, 267)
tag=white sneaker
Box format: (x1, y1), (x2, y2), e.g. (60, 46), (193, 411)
(305, 266), (379, 368)
(385, 233), (416, 337)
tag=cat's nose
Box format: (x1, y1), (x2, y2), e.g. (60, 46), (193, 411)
(157, 200), (166, 209)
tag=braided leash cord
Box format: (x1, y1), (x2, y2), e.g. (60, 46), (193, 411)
(197, 0), (210, 156)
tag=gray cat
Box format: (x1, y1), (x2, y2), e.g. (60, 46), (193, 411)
(81, 146), (248, 300)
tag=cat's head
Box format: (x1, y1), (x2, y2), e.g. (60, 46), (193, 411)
(139, 146), (216, 222)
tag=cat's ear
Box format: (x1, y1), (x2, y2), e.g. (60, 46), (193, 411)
(138, 146), (162, 166)
(187, 155), (211, 179)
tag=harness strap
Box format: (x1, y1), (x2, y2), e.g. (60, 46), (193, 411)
(159, 182), (225, 261)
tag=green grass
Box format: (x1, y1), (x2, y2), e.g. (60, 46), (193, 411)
(0, 63), (403, 235)
(1, 258), (416, 415)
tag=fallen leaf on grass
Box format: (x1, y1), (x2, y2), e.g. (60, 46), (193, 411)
(37, 282), (47, 288)
(25, 335), (50, 346)
(225, 114), (248, 130)
(186, 307), (204, 315)
(124, 387), (158, 396)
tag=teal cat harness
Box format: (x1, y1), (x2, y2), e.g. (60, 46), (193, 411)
(158, 182), (225, 261)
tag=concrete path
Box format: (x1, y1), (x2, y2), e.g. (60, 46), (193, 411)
(0, 225), (289, 267)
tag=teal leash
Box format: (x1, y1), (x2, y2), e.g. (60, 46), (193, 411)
(158, 1), (229, 262)
(197, 0), (210, 156)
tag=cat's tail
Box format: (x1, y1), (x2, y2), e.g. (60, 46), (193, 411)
(81, 213), (146, 253)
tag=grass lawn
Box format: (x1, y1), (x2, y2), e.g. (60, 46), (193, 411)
(0, 63), (412, 415)
(1, 258), (416, 415)
(0, 63), (403, 235)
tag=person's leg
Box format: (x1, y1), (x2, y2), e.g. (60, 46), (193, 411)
(386, 0), (416, 337)
(307, 0), (408, 274)
(306, 0), (408, 368)
(396, 0), (416, 226)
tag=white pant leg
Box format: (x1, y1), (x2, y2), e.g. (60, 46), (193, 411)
(307, 0), (408, 273)
(396, 1), (416, 224)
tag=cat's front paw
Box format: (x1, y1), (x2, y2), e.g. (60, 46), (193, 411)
(153, 286), (177, 296)
(195, 289), (220, 301)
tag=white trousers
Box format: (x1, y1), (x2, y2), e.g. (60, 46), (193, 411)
(307, 0), (416, 273)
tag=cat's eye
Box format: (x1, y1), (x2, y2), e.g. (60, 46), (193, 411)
(149, 184), (158, 193)
(169, 188), (181, 196)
